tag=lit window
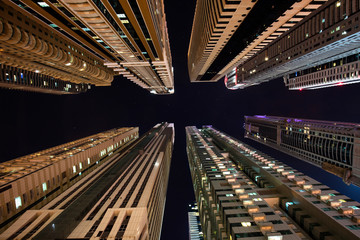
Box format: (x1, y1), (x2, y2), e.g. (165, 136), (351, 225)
(42, 182), (47, 192)
(88, 158), (90, 164)
(215, 175), (221, 178)
(79, 162), (82, 170)
(241, 222), (251, 227)
(117, 14), (126, 18)
(249, 192), (257, 196)
(38, 2), (49, 7)
(253, 198), (263, 201)
(15, 196), (22, 209)
(349, 206), (360, 209)
(286, 201), (294, 210)
(121, 20), (129, 24)
(73, 166), (76, 173)
(226, 194), (234, 197)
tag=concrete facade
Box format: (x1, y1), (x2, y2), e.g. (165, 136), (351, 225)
(0, 0), (173, 94)
(0, 123), (174, 240)
(187, 126), (360, 240)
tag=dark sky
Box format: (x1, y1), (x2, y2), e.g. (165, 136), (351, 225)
(0, 0), (360, 239)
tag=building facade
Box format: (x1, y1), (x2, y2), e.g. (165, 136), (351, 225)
(187, 126), (360, 240)
(188, 0), (324, 83)
(226, 0), (360, 90)
(188, 203), (204, 240)
(244, 115), (360, 187)
(0, 126), (139, 231)
(0, 0), (173, 94)
(0, 123), (174, 239)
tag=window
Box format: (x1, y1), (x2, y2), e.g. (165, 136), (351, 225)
(42, 182), (47, 192)
(79, 162), (82, 170)
(73, 166), (76, 173)
(88, 158), (91, 164)
(322, 208), (333, 211)
(347, 225), (360, 230)
(278, 230), (293, 235)
(333, 215), (348, 220)
(6, 202), (11, 213)
(235, 232), (263, 238)
(15, 197), (22, 209)
(286, 201), (294, 210)
(241, 222), (252, 227)
(23, 194), (27, 204)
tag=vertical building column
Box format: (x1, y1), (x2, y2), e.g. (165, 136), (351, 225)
(277, 124), (282, 145)
(352, 128), (360, 183)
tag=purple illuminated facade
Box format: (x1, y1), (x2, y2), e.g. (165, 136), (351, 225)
(244, 115), (360, 187)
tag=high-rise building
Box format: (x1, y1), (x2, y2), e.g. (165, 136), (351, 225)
(186, 126), (360, 240)
(188, 203), (204, 240)
(244, 115), (360, 187)
(187, 0), (324, 83)
(0, 126), (139, 231)
(0, 123), (174, 240)
(225, 0), (360, 90)
(0, 0), (173, 94)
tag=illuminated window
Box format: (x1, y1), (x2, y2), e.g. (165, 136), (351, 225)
(38, 2), (49, 7)
(42, 182), (47, 192)
(349, 206), (360, 209)
(241, 222), (251, 227)
(79, 162), (82, 170)
(15, 197), (22, 209)
(226, 194), (234, 197)
(286, 201), (294, 210)
(73, 166), (76, 173)
(253, 198), (263, 201)
(88, 158), (90, 164)
(249, 192), (257, 196)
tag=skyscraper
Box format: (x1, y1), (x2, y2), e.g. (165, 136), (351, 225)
(244, 115), (360, 187)
(225, 0), (360, 90)
(188, 203), (204, 240)
(187, 0), (324, 83)
(0, 123), (174, 239)
(0, 126), (139, 231)
(0, 0), (173, 94)
(186, 126), (360, 240)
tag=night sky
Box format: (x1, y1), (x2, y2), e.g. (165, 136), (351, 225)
(0, 1), (360, 239)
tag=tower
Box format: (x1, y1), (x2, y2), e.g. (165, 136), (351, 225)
(186, 125), (360, 240)
(187, 0), (324, 84)
(0, 0), (174, 94)
(0, 123), (174, 239)
(244, 115), (360, 187)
